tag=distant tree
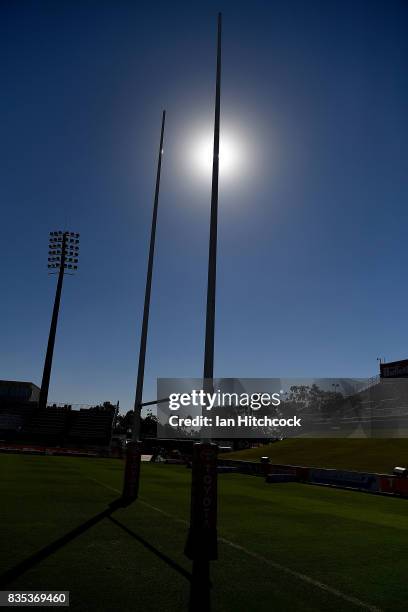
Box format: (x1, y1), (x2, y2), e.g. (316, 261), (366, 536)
(114, 410), (159, 437)
(113, 410), (133, 434)
(141, 412), (158, 438)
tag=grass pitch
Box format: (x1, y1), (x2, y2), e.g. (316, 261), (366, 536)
(228, 438), (408, 473)
(0, 454), (407, 611)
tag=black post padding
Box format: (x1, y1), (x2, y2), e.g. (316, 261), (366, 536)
(185, 442), (218, 561)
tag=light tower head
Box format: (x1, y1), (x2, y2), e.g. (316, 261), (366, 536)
(47, 231), (80, 273)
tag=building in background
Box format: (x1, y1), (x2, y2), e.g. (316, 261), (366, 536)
(0, 379), (117, 452)
(380, 359), (408, 379)
(0, 380), (40, 404)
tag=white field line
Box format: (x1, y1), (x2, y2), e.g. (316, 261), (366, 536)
(88, 477), (382, 612)
(88, 477), (121, 495)
(216, 538), (382, 612)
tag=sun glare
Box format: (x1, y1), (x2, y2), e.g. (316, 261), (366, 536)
(176, 116), (265, 195)
(193, 133), (242, 179)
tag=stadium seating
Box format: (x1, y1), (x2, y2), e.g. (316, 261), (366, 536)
(0, 403), (37, 439)
(0, 403), (116, 449)
(24, 406), (71, 439)
(66, 405), (116, 447)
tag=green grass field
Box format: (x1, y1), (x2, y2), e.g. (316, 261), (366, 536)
(228, 438), (408, 473)
(1, 454), (407, 611)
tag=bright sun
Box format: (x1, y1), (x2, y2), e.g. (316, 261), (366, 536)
(176, 119), (260, 192)
(189, 129), (244, 182)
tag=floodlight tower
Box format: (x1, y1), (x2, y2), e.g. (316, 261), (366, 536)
(38, 230), (80, 410)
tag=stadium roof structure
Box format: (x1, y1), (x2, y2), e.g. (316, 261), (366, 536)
(0, 380), (40, 402)
(380, 359), (408, 378)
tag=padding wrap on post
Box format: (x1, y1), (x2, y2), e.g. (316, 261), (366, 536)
(122, 441), (142, 503)
(185, 442), (218, 561)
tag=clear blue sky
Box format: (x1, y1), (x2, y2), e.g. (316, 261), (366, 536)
(1, 0), (407, 412)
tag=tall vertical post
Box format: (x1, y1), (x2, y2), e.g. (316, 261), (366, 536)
(122, 110), (166, 503)
(185, 14), (222, 612)
(204, 13), (221, 383)
(39, 233), (67, 411)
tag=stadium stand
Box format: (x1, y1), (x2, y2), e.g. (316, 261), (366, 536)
(67, 405), (116, 447)
(23, 406), (71, 443)
(0, 381), (41, 441)
(0, 403), (37, 438)
(0, 387), (116, 450)
(0, 380), (40, 403)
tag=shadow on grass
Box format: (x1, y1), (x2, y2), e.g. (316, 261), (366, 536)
(0, 498), (191, 588)
(108, 516), (191, 581)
